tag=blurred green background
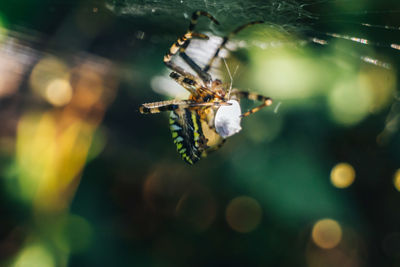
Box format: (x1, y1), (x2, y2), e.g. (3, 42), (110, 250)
(0, 0), (399, 266)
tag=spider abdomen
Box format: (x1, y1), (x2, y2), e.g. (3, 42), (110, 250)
(170, 109), (206, 164)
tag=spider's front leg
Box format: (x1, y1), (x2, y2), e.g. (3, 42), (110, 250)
(139, 99), (195, 114)
(139, 99), (230, 114)
(231, 90), (273, 117)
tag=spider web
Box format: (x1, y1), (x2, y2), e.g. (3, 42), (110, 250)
(106, 0), (400, 139)
(105, 0), (310, 31)
(105, 0), (400, 65)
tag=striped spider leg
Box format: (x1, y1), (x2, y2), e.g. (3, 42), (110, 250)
(231, 90), (273, 118)
(163, 10), (220, 84)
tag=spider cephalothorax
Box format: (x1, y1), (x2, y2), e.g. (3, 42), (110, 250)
(140, 11), (272, 164)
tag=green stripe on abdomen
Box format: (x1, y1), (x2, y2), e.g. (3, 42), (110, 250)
(169, 109), (205, 164)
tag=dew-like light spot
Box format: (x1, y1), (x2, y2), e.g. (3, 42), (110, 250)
(225, 196), (262, 233)
(13, 243), (55, 267)
(330, 162), (356, 188)
(45, 79), (73, 106)
(253, 53), (320, 100)
(312, 218), (342, 249)
(29, 56), (70, 100)
(328, 78), (372, 125)
(393, 169), (400, 192)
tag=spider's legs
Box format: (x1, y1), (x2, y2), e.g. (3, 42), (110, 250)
(188, 11), (219, 31)
(205, 139), (226, 153)
(178, 11), (220, 82)
(139, 99), (195, 114)
(179, 52), (212, 83)
(163, 32), (209, 67)
(203, 21), (264, 73)
(139, 98), (229, 114)
(232, 90), (272, 117)
(164, 11), (219, 80)
(163, 32), (208, 83)
(169, 71), (222, 100)
(168, 71), (202, 96)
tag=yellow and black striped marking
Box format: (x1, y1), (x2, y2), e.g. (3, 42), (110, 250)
(169, 72), (199, 95)
(169, 109), (206, 164)
(165, 11), (217, 62)
(189, 10), (219, 31)
(139, 99), (196, 114)
(232, 91), (273, 117)
(163, 10), (218, 65)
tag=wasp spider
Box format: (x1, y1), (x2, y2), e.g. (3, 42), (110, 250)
(140, 11), (273, 164)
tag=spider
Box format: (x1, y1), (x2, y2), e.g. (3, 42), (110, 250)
(140, 11), (273, 164)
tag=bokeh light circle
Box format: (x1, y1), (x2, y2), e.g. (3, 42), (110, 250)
(62, 214), (93, 253)
(175, 186), (217, 232)
(393, 169), (400, 192)
(225, 196), (262, 233)
(328, 78), (372, 125)
(13, 243), (55, 267)
(330, 162), (356, 188)
(312, 218), (342, 249)
(45, 79), (73, 106)
(29, 56), (71, 105)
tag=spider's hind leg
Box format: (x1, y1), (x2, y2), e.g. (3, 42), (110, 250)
(203, 20), (264, 73)
(164, 11), (219, 83)
(163, 11), (219, 74)
(163, 32), (210, 66)
(163, 32), (209, 81)
(188, 10), (219, 31)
